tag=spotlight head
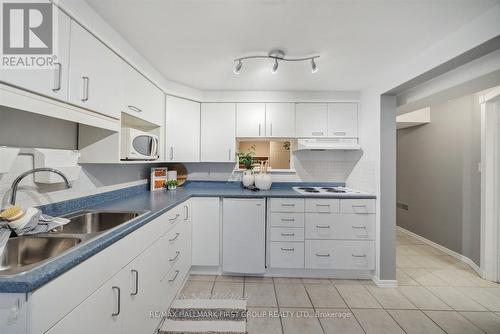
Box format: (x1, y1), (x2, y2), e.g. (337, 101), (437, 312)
(272, 59), (279, 74)
(233, 60), (242, 75)
(311, 58), (318, 73)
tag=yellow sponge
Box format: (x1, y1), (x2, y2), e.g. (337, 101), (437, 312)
(0, 205), (24, 221)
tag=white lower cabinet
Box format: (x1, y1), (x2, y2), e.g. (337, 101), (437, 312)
(305, 240), (375, 270)
(268, 198), (376, 272)
(192, 198), (220, 266)
(44, 270), (125, 334)
(41, 202), (192, 334)
(270, 242), (304, 269)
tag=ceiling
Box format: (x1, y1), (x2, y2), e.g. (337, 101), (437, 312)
(85, 0), (499, 92)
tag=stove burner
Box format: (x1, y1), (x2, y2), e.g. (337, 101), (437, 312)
(325, 189), (346, 193)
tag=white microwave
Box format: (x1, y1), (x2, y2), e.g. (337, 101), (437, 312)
(121, 128), (159, 160)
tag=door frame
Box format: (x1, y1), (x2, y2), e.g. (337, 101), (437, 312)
(480, 87), (500, 282)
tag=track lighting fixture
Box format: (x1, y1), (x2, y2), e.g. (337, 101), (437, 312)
(233, 49), (319, 75)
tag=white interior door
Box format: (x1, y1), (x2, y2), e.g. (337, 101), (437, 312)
(480, 87), (500, 282)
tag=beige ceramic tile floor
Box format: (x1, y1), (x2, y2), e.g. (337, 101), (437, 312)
(179, 231), (500, 333)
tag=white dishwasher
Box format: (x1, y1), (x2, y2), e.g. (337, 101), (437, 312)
(222, 198), (266, 274)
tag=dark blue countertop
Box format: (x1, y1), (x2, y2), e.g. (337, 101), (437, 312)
(0, 181), (376, 293)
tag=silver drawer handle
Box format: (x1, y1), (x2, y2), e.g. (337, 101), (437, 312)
(312, 131), (324, 136)
(316, 253), (330, 257)
(334, 131), (346, 136)
(169, 251), (180, 262)
(112, 286), (121, 316)
(316, 204), (330, 207)
(52, 62), (62, 92)
(281, 203), (295, 207)
(316, 225), (331, 229)
(281, 232), (295, 236)
(169, 270), (180, 282)
(131, 270), (139, 296)
(169, 214), (180, 223)
(352, 254), (367, 258)
(281, 247), (295, 251)
(281, 218), (296, 222)
(81, 76), (89, 101)
(352, 226), (367, 229)
(128, 105), (142, 113)
(169, 233), (180, 242)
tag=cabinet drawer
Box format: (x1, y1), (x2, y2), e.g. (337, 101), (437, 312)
(270, 212), (305, 227)
(161, 248), (191, 303)
(163, 222), (190, 277)
(305, 199), (340, 213)
(305, 214), (375, 240)
(305, 240), (375, 270)
(340, 199), (375, 214)
(270, 227), (304, 242)
(270, 198), (305, 212)
(270, 242), (304, 269)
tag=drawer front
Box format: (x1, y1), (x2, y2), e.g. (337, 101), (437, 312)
(270, 242), (305, 269)
(270, 227), (305, 242)
(270, 198), (305, 213)
(270, 212), (305, 227)
(305, 240), (375, 270)
(305, 199), (340, 213)
(340, 199), (375, 214)
(305, 214), (375, 240)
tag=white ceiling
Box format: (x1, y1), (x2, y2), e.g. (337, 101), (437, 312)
(85, 0), (499, 91)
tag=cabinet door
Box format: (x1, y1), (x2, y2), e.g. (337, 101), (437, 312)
(0, 6), (70, 101)
(236, 103), (265, 137)
(201, 103), (236, 162)
(122, 62), (164, 126)
(327, 103), (358, 137)
(45, 271), (125, 334)
(295, 103), (328, 137)
(165, 96), (200, 162)
(192, 197), (220, 266)
(222, 198), (265, 274)
(122, 238), (167, 334)
(265, 103), (295, 137)
(68, 21), (122, 119)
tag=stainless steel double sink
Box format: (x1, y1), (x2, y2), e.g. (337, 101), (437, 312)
(0, 210), (146, 276)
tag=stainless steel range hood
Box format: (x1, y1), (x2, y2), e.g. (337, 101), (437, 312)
(294, 138), (361, 151)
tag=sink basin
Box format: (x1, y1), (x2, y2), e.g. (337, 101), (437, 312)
(0, 236), (81, 275)
(52, 210), (145, 235)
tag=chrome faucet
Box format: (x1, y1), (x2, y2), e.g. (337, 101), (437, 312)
(9, 168), (72, 205)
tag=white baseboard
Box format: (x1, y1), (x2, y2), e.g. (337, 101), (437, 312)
(372, 276), (398, 288)
(397, 226), (484, 277)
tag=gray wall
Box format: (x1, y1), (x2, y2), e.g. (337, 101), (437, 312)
(396, 94), (481, 265)
(380, 95), (397, 281)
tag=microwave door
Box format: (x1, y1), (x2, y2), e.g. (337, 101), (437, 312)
(132, 135), (153, 158)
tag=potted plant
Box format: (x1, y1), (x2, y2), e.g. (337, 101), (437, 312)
(236, 145), (256, 187)
(165, 179), (178, 190)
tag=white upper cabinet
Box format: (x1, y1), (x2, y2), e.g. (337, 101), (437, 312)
(236, 103), (266, 137)
(122, 63), (164, 126)
(166, 95), (200, 162)
(295, 103), (328, 137)
(0, 6), (70, 101)
(265, 103), (295, 137)
(201, 103), (236, 162)
(328, 103), (358, 137)
(68, 21), (123, 119)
